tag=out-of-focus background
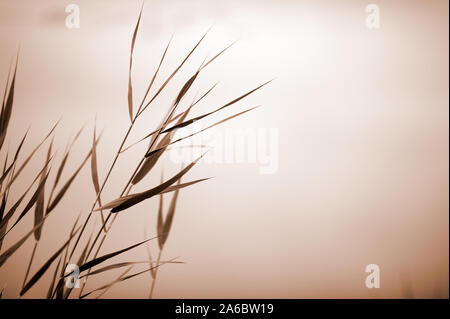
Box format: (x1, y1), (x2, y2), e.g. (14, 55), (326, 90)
(0, 0), (448, 298)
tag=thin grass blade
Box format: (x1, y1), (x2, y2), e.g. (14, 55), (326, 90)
(110, 153), (205, 213)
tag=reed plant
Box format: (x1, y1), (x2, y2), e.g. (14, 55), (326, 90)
(0, 6), (268, 299)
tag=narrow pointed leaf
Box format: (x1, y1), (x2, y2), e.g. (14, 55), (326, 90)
(160, 179), (181, 247)
(110, 153), (204, 213)
(0, 56), (18, 150)
(90, 126), (106, 231)
(127, 5), (143, 122)
(157, 174), (164, 249)
(34, 140), (52, 240)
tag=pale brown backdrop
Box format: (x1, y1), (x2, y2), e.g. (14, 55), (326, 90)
(0, 0), (448, 298)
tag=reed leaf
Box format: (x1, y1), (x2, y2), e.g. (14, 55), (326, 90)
(109, 153), (204, 213)
(132, 96), (195, 185)
(127, 4), (143, 122)
(34, 139), (53, 240)
(90, 125), (106, 231)
(0, 56), (18, 150)
(159, 179), (181, 248)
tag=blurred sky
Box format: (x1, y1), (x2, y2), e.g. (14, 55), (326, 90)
(0, 0), (448, 298)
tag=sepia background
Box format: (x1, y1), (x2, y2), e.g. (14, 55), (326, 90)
(0, 0), (448, 298)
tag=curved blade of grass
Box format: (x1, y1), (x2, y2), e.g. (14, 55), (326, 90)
(90, 125), (106, 231)
(127, 4), (143, 122)
(110, 153), (204, 213)
(132, 93), (196, 185)
(159, 179), (181, 247)
(131, 133), (171, 185)
(0, 152), (8, 189)
(156, 173), (164, 249)
(144, 229), (156, 279)
(93, 178), (209, 213)
(174, 71), (199, 106)
(0, 55), (18, 150)
(0, 194), (7, 250)
(1, 59), (12, 112)
(34, 139), (53, 240)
